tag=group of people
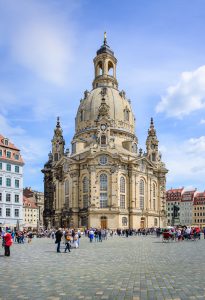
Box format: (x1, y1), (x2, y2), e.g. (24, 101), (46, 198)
(54, 228), (81, 253)
(0, 229), (34, 256)
(163, 226), (203, 241)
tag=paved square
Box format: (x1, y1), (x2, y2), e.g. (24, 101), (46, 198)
(1, 235), (205, 300)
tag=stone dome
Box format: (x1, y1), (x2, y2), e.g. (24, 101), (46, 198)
(75, 86), (135, 136)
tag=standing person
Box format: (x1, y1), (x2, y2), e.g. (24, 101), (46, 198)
(73, 232), (79, 248)
(55, 228), (62, 253)
(89, 229), (94, 242)
(51, 231), (55, 240)
(4, 229), (13, 256)
(28, 231), (33, 243)
(203, 227), (205, 239)
(64, 234), (71, 253)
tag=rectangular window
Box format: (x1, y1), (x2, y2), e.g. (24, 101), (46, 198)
(6, 178), (11, 187)
(6, 164), (11, 171)
(83, 194), (88, 208)
(15, 179), (19, 188)
(15, 194), (19, 203)
(6, 193), (11, 202)
(6, 208), (11, 217)
(6, 151), (11, 158)
(15, 166), (19, 173)
(14, 209), (19, 217)
(0, 193), (2, 201)
(0, 207), (1, 216)
(100, 192), (108, 208)
(0, 162), (2, 170)
(140, 196), (144, 209)
(0, 177), (2, 186)
(120, 194), (125, 209)
(0, 149), (2, 157)
(15, 154), (19, 160)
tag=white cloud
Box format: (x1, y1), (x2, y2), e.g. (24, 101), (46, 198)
(156, 65), (205, 118)
(0, 0), (75, 86)
(200, 119), (205, 124)
(0, 114), (25, 136)
(161, 135), (205, 190)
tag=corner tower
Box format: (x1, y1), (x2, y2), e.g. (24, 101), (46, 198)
(93, 32), (118, 89)
(51, 117), (65, 162)
(146, 118), (159, 163)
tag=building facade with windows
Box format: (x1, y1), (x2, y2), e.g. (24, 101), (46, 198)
(166, 188), (183, 225)
(42, 36), (168, 230)
(0, 135), (24, 229)
(180, 190), (196, 226)
(23, 196), (39, 229)
(193, 192), (205, 228)
(23, 187), (44, 228)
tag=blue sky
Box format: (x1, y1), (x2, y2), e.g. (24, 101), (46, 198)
(0, 0), (205, 192)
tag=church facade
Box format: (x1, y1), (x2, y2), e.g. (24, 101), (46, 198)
(42, 36), (168, 230)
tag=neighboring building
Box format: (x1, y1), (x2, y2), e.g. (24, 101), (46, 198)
(42, 35), (168, 230)
(0, 135), (24, 230)
(166, 188), (183, 225)
(23, 187), (44, 228)
(23, 196), (39, 229)
(180, 189), (196, 226)
(193, 192), (205, 228)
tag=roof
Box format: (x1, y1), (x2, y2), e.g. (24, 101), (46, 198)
(0, 134), (24, 164)
(0, 135), (19, 150)
(23, 196), (38, 209)
(166, 188), (184, 193)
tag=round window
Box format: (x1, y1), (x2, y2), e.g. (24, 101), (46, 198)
(99, 155), (108, 165)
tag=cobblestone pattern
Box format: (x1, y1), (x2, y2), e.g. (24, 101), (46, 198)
(1, 236), (205, 300)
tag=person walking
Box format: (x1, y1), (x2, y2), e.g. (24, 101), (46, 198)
(64, 234), (71, 253)
(4, 229), (13, 256)
(55, 228), (63, 253)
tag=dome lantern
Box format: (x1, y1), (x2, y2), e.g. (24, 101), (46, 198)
(93, 32), (118, 89)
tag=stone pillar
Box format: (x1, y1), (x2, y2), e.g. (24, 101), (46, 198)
(110, 167), (118, 207)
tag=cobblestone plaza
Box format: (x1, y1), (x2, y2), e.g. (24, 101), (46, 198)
(1, 236), (205, 300)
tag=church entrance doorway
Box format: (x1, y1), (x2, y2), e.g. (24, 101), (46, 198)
(100, 216), (107, 229)
(140, 217), (145, 228)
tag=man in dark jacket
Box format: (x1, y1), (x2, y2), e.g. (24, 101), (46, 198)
(55, 228), (63, 253)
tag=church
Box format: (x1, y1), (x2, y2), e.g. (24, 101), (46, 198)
(42, 34), (168, 230)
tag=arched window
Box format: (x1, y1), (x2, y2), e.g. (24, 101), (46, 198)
(120, 176), (126, 209)
(65, 180), (69, 207)
(139, 179), (145, 209)
(97, 61), (103, 76)
(101, 135), (106, 146)
(83, 177), (89, 208)
(100, 174), (108, 208)
(54, 153), (58, 161)
(153, 183), (156, 210)
(108, 61), (114, 76)
(124, 109), (129, 121)
(122, 217), (128, 226)
(80, 110), (84, 122)
(120, 177), (125, 193)
(152, 153), (156, 161)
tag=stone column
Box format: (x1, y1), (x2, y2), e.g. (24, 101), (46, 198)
(89, 166), (96, 207)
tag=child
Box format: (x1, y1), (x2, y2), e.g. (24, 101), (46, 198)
(64, 235), (71, 253)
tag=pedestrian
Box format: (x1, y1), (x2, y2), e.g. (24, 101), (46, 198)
(203, 227), (205, 239)
(55, 228), (63, 253)
(64, 234), (71, 253)
(4, 229), (13, 256)
(73, 232), (79, 248)
(89, 229), (94, 242)
(28, 231), (33, 243)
